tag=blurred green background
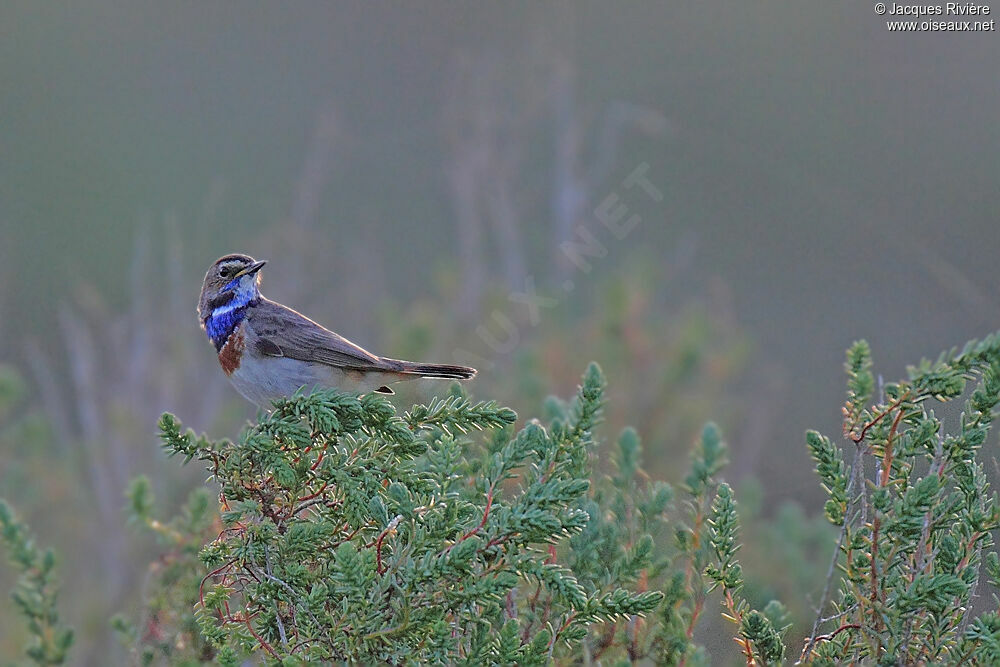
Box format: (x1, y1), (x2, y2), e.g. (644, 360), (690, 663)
(1, 2), (997, 663)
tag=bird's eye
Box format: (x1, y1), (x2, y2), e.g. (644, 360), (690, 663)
(219, 266), (233, 278)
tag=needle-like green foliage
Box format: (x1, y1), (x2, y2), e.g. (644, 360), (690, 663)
(154, 364), (662, 663)
(802, 332), (1000, 664)
(0, 500), (74, 665)
(704, 483), (787, 665)
(10, 330), (1000, 665)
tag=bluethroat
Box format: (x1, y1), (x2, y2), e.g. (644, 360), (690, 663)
(199, 254), (476, 406)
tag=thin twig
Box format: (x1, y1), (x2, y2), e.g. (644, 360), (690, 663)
(722, 589), (755, 665)
(679, 488), (712, 667)
(455, 485), (495, 545)
(242, 613), (280, 659)
(199, 559), (237, 609)
(264, 545), (288, 647)
(867, 405), (905, 638)
(251, 561), (328, 649)
(374, 516), (402, 575)
(901, 434), (945, 650)
(800, 441), (866, 663)
(812, 623), (861, 643)
(850, 394), (909, 444)
(959, 541), (984, 637)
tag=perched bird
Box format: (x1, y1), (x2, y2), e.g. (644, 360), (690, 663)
(198, 254), (476, 406)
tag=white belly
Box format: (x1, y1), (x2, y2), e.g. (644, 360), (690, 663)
(228, 355), (390, 407)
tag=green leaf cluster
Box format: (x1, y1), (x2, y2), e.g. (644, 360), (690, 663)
(803, 333), (1000, 663)
(0, 499), (74, 665)
(16, 330), (997, 665)
(156, 364), (664, 663)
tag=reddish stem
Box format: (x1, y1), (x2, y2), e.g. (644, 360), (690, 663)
(851, 393), (909, 444)
(295, 482), (328, 504)
(375, 528), (391, 575)
(870, 404), (906, 626)
(242, 614), (280, 659)
(958, 531), (984, 570)
(456, 485), (494, 544)
(483, 535), (509, 550)
(879, 408), (906, 487)
(549, 612), (577, 648)
(684, 596), (705, 642)
(328, 523), (365, 551)
(723, 590), (755, 665)
(199, 559), (237, 609)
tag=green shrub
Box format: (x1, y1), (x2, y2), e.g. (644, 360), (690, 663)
(150, 364), (668, 663)
(0, 500), (74, 665)
(801, 334), (1000, 664)
(6, 330), (1000, 665)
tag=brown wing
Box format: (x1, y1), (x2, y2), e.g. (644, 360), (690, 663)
(249, 298), (395, 371)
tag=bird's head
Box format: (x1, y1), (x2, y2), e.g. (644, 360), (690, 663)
(198, 254), (267, 321)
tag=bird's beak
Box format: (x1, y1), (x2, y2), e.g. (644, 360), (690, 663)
(235, 260), (266, 279)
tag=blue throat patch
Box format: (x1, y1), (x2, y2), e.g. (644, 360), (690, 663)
(205, 294), (259, 352)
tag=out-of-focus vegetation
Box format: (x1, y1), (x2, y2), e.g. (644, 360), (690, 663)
(0, 498), (74, 665)
(110, 477), (217, 665)
(1, 3), (997, 664)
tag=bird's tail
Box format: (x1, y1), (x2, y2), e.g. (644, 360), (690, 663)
(389, 360), (477, 380)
